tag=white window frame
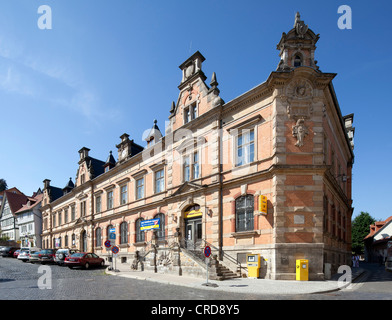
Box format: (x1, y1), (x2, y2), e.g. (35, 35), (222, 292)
(120, 184), (128, 205)
(154, 168), (165, 194)
(183, 102), (198, 124)
(230, 125), (258, 168)
(107, 190), (114, 209)
(136, 177), (145, 200)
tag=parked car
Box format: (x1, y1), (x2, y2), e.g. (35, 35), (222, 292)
(38, 249), (57, 264)
(0, 246), (19, 257)
(17, 247), (41, 262)
(54, 248), (79, 266)
(29, 250), (42, 263)
(13, 249), (20, 258)
(386, 258), (392, 272)
(65, 252), (105, 269)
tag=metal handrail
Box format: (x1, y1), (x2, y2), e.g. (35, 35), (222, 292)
(202, 239), (245, 276)
(134, 236), (245, 276)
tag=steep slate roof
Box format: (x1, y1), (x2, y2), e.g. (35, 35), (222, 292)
(87, 157), (106, 178)
(48, 186), (64, 202)
(104, 151), (116, 167)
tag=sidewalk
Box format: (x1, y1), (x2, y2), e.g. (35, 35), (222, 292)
(105, 262), (366, 295)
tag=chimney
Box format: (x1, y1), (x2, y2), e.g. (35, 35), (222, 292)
(43, 179), (51, 190)
(78, 147), (90, 163)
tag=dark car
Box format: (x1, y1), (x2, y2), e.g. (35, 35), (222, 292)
(38, 249), (57, 264)
(0, 247), (18, 257)
(64, 252), (105, 269)
(54, 248), (79, 266)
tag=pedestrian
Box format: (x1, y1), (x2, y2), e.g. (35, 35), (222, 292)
(355, 255), (359, 268)
(352, 255), (356, 267)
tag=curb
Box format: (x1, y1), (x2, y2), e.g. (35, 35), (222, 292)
(105, 267), (360, 295)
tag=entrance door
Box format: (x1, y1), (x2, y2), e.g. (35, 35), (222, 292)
(185, 218), (202, 250)
(81, 231), (87, 252)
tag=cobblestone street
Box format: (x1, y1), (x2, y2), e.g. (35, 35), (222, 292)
(0, 257), (265, 300)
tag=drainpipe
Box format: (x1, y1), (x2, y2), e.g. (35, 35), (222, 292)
(90, 183), (95, 253)
(218, 115), (223, 261)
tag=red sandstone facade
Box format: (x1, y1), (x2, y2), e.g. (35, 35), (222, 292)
(40, 13), (354, 280)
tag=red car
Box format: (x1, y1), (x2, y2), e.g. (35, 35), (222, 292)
(64, 252), (105, 269)
(13, 249), (20, 258)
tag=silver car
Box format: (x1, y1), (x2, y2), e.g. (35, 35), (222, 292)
(29, 250), (41, 263)
(17, 247), (41, 262)
(54, 248), (79, 266)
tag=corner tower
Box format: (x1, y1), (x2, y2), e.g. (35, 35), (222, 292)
(276, 12), (320, 71)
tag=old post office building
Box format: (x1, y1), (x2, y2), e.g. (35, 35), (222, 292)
(40, 13), (354, 280)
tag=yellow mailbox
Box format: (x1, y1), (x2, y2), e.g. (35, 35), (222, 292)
(247, 254), (261, 278)
(296, 259), (309, 281)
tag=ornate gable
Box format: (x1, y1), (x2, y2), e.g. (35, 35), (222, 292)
(168, 51), (224, 132)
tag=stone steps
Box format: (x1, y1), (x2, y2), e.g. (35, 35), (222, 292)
(187, 249), (241, 281)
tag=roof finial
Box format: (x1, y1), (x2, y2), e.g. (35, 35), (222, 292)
(293, 11), (308, 38)
(294, 12), (301, 27)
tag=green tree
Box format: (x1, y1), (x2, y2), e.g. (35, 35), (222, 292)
(352, 211), (376, 255)
(0, 179), (7, 192)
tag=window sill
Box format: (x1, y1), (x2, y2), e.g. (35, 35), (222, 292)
(231, 230), (258, 238)
(133, 242), (146, 247)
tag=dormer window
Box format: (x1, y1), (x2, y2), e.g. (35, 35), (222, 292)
(294, 55), (302, 67)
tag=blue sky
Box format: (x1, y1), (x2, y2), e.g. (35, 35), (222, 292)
(0, 0), (391, 221)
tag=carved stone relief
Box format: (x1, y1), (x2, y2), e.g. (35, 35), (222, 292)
(281, 78), (314, 147)
(292, 118), (308, 147)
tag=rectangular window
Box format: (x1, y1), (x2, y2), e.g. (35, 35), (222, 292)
(236, 129), (254, 166)
(236, 195), (254, 232)
(120, 185), (127, 205)
(191, 104), (197, 120)
(58, 211), (62, 226)
(71, 206), (75, 221)
(184, 103), (197, 124)
(80, 201), (86, 217)
(184, 108), (191, 124)
(155, 169), (164, 193)
(107, 191), (113, 209)
(136, 178), (144, 200)
(183, 156), (190, 182)
(96, 196), (101, 213)
(193, 152), (199, 179)
(64, 208), (68, 223)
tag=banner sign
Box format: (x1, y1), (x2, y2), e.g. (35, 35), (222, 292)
(140, 218), (160, 231)
(184, 209), (202, 219)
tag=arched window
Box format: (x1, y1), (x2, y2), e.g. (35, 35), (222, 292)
(107, 224), (113, 239)
(155, 213), (165, 241)
(135, 218), (145, 243)
(294, 55), (302, 67)
(95, 227), (102, 247)
(120, 222), (128, 244)
(235, 195), (254, 232)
